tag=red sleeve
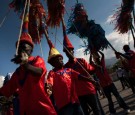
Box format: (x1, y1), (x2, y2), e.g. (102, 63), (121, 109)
(46, 71), (54, 86)
(71, 69), (80, 80)
(33, 56), (47, 75)
(0, 72), (18, 97)
(101, 56), (105, 69)
(79, 58), (95, 72)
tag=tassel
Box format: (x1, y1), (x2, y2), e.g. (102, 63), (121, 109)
(113, 0), (134, 34)
(29, 1), (46, 44)
(67, 3), (109, 53)
(10, 0), (46, 44)
(46, 0), (65, 27)
(67, 3), (88, 37)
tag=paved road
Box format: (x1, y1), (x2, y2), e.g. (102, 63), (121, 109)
(99, 80), (135, 115)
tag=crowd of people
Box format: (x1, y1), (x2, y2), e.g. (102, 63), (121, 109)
(0, 33), (135, 115)
(1, 10), (135, 115)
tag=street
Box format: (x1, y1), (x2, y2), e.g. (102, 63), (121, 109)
(99, 80), (135, 115)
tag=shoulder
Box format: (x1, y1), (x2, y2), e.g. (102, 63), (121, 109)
(48, 70), (55, 76)
(34, 56), (45, 63)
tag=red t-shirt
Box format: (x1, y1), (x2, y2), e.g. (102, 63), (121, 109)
(92, 56), (112, 88)
(65, 58), (96, 96)
(0, 56), (57, 115)
(47, 68), (80, 109)
(124, 50), (135, 77)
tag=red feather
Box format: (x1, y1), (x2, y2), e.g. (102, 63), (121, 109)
(29, 1), (46, 44)
(46, 0), (65, 27)
(113, 0), (134, 33)
(9, 0), (46, 44)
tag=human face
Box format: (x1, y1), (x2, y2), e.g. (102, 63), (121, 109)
(53, 56), (64, 68)
(18, 42), (33, 56)
(65, 48), (74, 60)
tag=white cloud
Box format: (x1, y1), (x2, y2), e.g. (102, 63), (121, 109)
(75, 47), (90, 62)
(74, 31), (134, 61)
(105, 14), (115, 24)
(0, 76), (4, 88)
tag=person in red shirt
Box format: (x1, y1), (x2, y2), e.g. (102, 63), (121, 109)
(115, 44), (135, 93)
(90, 51), (130, 114)
(46, 44), (97, 115)
(0, 15), (57, 115)
(64, 49), (104, 115)
(62, 22), (103, 115)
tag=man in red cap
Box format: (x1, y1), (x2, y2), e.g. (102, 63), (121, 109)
(90, 51), (130, 114)
(62, 24), (103, 115)
(0, 10), (57, 115)
(0, 35), (57, 115)
(46, 44), (98, 115)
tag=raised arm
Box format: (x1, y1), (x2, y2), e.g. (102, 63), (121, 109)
(115, 51), (132, 60)
(89, 54), (93, 64)
(98, 51), (104, 58)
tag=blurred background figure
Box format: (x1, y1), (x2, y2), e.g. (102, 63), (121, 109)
(116, 67), (129, 90)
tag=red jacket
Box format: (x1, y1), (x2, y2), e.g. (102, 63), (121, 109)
(126, 50), (135, 77)
(65, 58), (96, 96)
(92, 57), (112, 88)
(0, 56), (57, 115)
(47, 68), (80, 109)
(121, 50), (135, 77)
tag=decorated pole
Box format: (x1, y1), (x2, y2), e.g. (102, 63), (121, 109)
(113, 0), (135, 47)
(16, 0), (29, 55)
(66, 3), (116, 54)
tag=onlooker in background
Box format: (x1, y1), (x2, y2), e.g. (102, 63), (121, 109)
(116, 67), (127, 90)
(90, 51), (130, 115)
(115, 45), (135, 94)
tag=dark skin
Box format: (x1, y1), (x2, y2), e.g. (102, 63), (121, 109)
(115, 45), (132, 60)
(11, 42), (43, 76)
(47, 55), (97, 96)
(64, 48), (97, 85)
(64, 48), (74, 62)
(50, 55), (96, 83)
(51, 56), (64, 70)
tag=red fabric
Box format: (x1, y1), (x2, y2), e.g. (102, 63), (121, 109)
(19, 33), (34, 47)
(0, 56), (57, 115)
(63, 35), (74, 50)
(6, 107), (13, 115)
(92, 57), (112, 88)
(65, 58), (96, 96)
(62, 23), (74, 51)
(127, 50), (135, 69)
(125, 50), (135, 78)
(47, 68), (80, 109)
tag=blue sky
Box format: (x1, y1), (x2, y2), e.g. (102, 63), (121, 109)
(0, 0), (133, 76)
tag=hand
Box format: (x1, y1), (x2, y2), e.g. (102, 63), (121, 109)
(45, 84), (52, 97)
(94, 81), (100, 89)
(11, 55), (22, 64)
(115, 51), (120, 59)
(20, 52), (28, 65)
(46, 89), (52, 97)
